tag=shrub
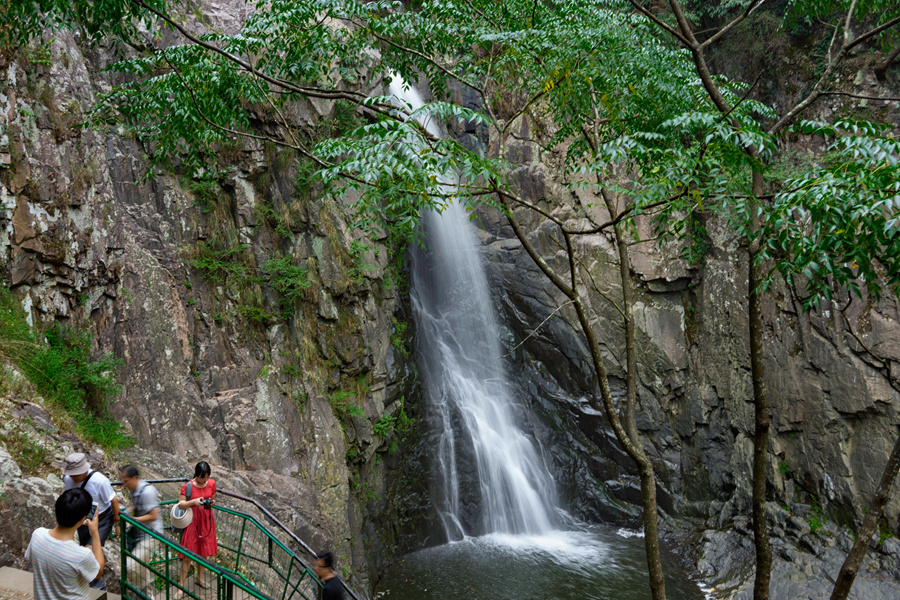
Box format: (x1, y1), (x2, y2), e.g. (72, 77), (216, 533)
(0, 428), (51, 476)
(373, 396), (413, 454)
(328, 389), (364, 421)
(189, 243), (253, 284)
(0, 288), (130, 448)
(390, 319), (409, 358)
(259, 255), (310, 318)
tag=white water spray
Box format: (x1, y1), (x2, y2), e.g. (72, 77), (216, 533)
(392, 76), (559, 540)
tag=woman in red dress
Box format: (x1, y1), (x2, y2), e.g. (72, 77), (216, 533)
(176, 461), (217, 596)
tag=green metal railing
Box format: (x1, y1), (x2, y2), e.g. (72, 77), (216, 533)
(120, 501), (322, 600)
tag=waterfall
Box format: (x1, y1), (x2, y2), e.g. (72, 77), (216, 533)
(392, 76), (559, 540)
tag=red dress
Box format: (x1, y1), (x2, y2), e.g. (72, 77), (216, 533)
(179, 479), (218, 558)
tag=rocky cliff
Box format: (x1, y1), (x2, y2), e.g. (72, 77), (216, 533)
(0, 3), (430, 592)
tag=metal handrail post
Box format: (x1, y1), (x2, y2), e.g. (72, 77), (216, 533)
(119, 514), (273, 600)
(115, 480), (365, 600)
(120, 523), (127, 597)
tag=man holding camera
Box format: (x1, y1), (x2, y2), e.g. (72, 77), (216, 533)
(26, 488), (105, 600)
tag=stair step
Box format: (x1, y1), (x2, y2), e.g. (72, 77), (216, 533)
(0, 566), (120, 600)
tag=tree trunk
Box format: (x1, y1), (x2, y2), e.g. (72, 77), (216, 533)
(749, 171), (772, 600)
(830, 432), (900, 600)
(603, 188), (667, 600)
(500, 199), (667, 600)
(572, 295), (667, 600)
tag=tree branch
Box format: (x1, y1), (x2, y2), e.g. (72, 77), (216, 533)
(771, 13), (900, 134)
(130, 0), (399, 115)
(495, 184), (575, 298)
(875, 46), (900, 79)
(817, 91), (900, 102)
(627, 0), (692, 47)
(565, 189), (688, 235)
(496, 188), (566, 227)
(161, 54), (328, 168)
(843, 0), (859, 49)
(500, 300), (576, 359)
(701, 0), (770, 49)
(846, 15), (900, 52)
(667, 0), (701, 46)
(499, 39), (604, 137)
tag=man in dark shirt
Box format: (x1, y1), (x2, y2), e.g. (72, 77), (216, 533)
(313, 551), (344, 600)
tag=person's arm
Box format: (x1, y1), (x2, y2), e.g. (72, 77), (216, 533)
(177, 488), (202, 509)
(86, 511), (105, 575)
(136, 507), (160, 524)
(111, 496), (121, 538)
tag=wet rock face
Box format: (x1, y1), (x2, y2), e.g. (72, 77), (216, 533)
(469, 119), (900, 534)
(0, 2), (424, 589)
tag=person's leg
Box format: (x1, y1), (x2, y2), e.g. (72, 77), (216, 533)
(195, 562), (206, 588)
(175, 557), (190, 599)
(179, 556), (190, 586)
(128, 537), (154, 592)
(96, 509), (114, 545)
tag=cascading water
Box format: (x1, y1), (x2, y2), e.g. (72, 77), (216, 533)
(391, 77), (559, 540)
(378, 76), (710, 600)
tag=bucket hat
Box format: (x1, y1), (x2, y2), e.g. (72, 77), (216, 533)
(170, 504), (193, 529)
(64, 453), (90, 477)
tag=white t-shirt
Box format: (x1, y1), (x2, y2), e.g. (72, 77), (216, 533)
(25, 528), (100, 600)
(63, 471), (116, 513)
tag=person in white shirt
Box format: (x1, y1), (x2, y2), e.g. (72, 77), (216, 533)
(62, 452), (120, 590)
(26, 488), (105, 600)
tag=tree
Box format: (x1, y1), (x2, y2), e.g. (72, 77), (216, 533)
(763, 117), (900, 600)
(624, 1), (900, 599)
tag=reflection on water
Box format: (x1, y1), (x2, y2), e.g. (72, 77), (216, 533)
(375, 527), (709, 600)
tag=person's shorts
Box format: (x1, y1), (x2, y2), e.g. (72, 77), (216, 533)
(77, 508), (114, 547)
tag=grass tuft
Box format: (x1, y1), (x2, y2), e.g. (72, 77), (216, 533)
(0, 288), (130, 448)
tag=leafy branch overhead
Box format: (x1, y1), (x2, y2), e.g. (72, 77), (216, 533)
(763, 119), (900, 306)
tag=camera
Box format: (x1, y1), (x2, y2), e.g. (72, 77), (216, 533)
(87, 501), (98, 520)
(200, 498), (213, 510)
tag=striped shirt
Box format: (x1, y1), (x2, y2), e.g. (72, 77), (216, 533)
(25, 528), (100, 600)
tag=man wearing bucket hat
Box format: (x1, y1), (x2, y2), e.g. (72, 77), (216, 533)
(62, 452), (120, 590)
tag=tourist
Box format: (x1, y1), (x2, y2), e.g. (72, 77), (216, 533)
(119, 465), (163, 594)
(26, 488), (104, 600)
(314, 551), (344, 600)
(176, 461), (218, 596)
(62, 452), (119, 589)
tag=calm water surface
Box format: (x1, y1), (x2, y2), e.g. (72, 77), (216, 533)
(375, 527), (710, 600)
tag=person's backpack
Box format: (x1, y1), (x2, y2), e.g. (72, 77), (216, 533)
(75, 471), (99, 546)
(125, 481), (150, 551)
